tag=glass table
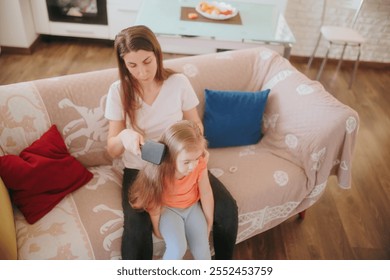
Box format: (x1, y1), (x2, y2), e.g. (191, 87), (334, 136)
(135, 0), (296, 58)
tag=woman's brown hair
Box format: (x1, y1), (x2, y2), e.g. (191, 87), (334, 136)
(114, 25), (175, 134)
(129, 120), (207, 212)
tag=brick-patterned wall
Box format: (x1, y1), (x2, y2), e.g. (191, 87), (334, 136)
(285, 0), (390, 63)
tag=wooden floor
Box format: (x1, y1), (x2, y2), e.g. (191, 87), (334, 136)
(1, 37), (389, 260)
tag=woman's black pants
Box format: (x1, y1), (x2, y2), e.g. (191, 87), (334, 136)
(121, 168), (238, 260)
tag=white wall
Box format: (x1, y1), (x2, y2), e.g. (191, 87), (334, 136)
(0, 0), (38, 48)
(285, 0), (390, 63)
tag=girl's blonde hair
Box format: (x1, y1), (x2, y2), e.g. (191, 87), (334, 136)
(129, 120), (207, 211)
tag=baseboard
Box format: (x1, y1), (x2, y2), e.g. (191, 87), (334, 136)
(1, 36), (41, 55)
(290, 55), (390, 70)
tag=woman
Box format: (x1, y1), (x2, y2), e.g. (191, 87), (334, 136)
(130, 120), (213, 260)
(105, 25), (238, 259)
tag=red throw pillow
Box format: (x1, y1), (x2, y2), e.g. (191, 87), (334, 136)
(0, 125), (93, 224)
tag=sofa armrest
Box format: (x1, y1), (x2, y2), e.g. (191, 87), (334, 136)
(0, 177), (17, 260)
(259, 52), (359, 189)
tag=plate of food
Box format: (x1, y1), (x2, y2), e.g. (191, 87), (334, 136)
(196, 1), (238, 20)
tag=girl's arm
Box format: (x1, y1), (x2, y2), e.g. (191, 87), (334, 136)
(149, 207), (163, 239)
(198, 168), (214, 235)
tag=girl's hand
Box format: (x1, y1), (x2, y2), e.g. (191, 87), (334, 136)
(199, 169), (214, 238)
(207, 222), (213, 237)
(119, 129), (144, 156)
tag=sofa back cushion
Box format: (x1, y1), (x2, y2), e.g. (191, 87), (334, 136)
(0, 69), (119, 167)
(164, 48), (269, 118)
(34, 69), (119, 167)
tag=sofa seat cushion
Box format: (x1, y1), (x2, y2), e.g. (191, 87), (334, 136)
(12, 163), (166, 260)
(13, 165), (121, 259)
(0, 125), (93, 224)
(12, 152), (313, 259)
(207, 143), (315, 243)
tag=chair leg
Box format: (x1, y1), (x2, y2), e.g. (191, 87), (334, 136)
(335, 43), (347, 74)
(316, 42), (331, 81)
(298, 210), (306, 220)
(349, 44), (361, 89)
(307, 34), (322, 69)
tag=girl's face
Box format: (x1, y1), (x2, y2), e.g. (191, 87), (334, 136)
(175, 149), (203, 179)
(123, 50), (158, 84)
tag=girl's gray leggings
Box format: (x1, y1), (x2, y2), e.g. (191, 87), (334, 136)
(159, 202), (211, 260)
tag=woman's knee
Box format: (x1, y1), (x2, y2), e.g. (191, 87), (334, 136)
(208, 172), (238, 213)
(209, 178), (238, 234)
(213, 192), (238, 225)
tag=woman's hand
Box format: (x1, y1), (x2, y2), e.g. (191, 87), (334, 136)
(107, 120), (144, 158)
(119, 129), (144, 156)
(203, 149), (210, 163)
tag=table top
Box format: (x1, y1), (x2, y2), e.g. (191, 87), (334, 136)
(136, 0), (295, 44)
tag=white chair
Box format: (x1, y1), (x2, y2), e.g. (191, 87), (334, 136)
(307, 0), (365, 89)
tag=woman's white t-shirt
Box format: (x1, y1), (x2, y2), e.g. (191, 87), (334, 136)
(105, 73), (199, 169)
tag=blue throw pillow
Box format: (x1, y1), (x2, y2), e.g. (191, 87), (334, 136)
(203, 89), (270, 148)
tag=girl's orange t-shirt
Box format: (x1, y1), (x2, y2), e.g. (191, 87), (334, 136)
(161, 156), (207, 208)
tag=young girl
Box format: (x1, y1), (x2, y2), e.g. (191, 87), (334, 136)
(129, 120), (214, 260)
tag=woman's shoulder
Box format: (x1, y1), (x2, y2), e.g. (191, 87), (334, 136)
(107, 80), (121, 96)
(109, 80), (121, 89)
(165, 73), (192, 89)
(166, 73), (189, 83)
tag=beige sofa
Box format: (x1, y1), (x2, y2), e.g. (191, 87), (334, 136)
(0, 47), (359, 260)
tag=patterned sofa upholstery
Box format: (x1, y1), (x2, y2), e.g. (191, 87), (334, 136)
(0, 47), (359, 259)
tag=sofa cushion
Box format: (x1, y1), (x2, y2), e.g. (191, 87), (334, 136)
(0, 125), (93, 224)
(31, 69), (118, 167)
(203, 88), (270, 148)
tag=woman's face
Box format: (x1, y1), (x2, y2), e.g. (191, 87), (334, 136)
(175, 149), (203, 178)
(123, 50), (158, 83)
